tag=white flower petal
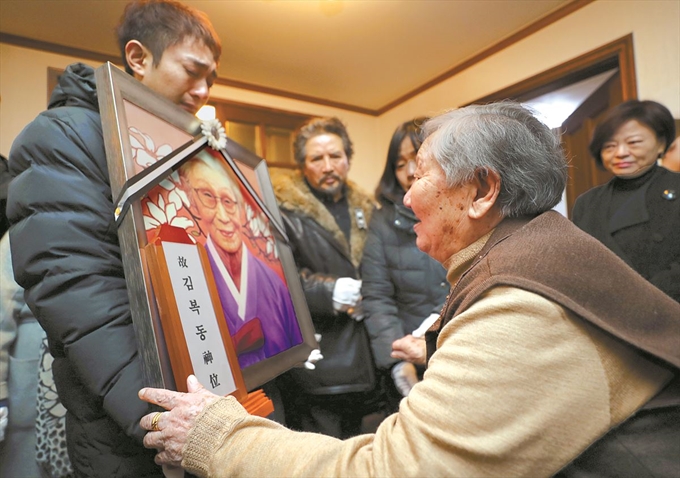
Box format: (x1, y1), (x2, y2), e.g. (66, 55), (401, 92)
(170, 217), (195, 229)
(129, 135), (144, 149)
(168, 189), (184, 210)
(165, 202), (177, 221)
(159, 178), (175, 190)
(147, 201), (167, 223)
(176, 189), (190, 207)
(157, 144), (173, 159)
(141, 131), (156, 151)
(144, 215), (161, 230)
(136, 150), (157, 168)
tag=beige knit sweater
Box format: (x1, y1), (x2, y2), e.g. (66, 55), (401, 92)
(182, 237), (672, 478)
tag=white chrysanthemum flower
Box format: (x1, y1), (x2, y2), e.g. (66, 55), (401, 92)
(201, 119), (227, 150)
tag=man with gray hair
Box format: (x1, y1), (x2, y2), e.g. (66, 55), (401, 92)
(137, 102), (680, 478)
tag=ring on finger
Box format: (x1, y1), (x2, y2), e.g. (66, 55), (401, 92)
(151, 412), (162, 432)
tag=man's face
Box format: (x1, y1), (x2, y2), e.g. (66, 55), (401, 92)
(301, 134), (350, 202)
(137, 37), (217, 114)
(403, 137), (476, 263)
(184, 161), (243, 255)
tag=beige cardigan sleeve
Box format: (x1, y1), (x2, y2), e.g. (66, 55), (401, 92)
(182, 287), (670, 478)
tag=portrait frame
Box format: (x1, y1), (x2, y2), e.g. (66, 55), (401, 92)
(95, 62), (316, 393)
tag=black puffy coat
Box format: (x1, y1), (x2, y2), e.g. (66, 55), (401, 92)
(269, 168), (376, 395)
(8, 63), (160, 477)
(361, 198), (448, 370)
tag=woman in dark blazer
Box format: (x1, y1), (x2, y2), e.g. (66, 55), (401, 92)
(572, 100), (680, 303)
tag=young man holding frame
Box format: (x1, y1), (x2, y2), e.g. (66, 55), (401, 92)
(7, 1), (220, 475)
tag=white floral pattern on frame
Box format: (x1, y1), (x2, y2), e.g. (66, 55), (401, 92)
(128, 126), (195, 234)
(144, 192), (195, 233)
(129, 126), (174, 169)
(244, 204), (278, 260)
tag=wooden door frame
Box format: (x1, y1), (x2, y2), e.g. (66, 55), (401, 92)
(468, 34), (637, 105)
(466, 34), (637, 218)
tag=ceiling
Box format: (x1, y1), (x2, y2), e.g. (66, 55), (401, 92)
(0, 0), (585, 114)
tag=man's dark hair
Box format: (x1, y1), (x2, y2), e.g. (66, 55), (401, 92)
(116, 0), (221, 75)
(589, 100), (676, 169)
(293, 117), (354, 166)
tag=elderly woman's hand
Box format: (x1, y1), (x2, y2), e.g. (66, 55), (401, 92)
(391, 334), (427, 366)
(139, 375), (220, 467)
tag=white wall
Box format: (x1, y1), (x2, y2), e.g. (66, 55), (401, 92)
(379, 0), (680, 166)
(2, 0), (679, 195)
(0, 45), (104, 160)
(209, 83), (381, 194)
(0, 44), (380, 194)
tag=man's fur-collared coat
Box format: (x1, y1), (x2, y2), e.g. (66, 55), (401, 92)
(270, 168), (376, 395)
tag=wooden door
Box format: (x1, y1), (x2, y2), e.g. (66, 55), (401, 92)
(561, 71), (623, 218)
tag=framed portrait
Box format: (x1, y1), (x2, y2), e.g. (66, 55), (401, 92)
(95, 62), (316, 395)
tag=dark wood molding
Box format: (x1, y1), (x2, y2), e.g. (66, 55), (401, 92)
(561, 71), (619, 133)
(209, 97), (312, 127)
(376, 0), (597, 114)
(0, 32), (121, 65)
(1, 0), (597, 116)
(468, 34), (637, 105)
(213, 78), (378, 116)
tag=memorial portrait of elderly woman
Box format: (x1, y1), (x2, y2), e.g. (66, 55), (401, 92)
(138, 102), (680, 478)
(176, 153), (302, 369)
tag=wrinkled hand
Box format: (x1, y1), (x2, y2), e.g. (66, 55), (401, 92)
(332, 277), (362, 312)
(391, 334), (426, 366)
(139, 375), (220, 467)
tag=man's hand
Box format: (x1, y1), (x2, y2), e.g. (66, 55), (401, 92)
(139, 375), (220, 467)
(391, 334), (426, 366)
(332, 277), (362, 312)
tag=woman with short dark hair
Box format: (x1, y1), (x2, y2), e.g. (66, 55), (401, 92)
(573, 99), (680, 302)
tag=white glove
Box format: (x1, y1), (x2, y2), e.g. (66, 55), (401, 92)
(332, 277), (362, 312)
(412, 313), (441, 338)
(300, 334), (323, 370)
(0, 406), (8, 442)
(303, 349), (324, 370)
(391, 362), (419, 397)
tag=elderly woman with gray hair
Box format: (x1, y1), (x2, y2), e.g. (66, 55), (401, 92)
(137, 102), (680, 478)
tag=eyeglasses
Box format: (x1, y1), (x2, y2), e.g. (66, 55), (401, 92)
(193, 188), (238, 213)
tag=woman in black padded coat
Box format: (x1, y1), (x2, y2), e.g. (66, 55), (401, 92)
(361, 119), (448, 413)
